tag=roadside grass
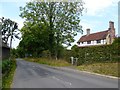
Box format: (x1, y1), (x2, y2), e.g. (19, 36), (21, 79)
(76, 62), (119, 77)
(2, 59), (16, 89)
(24, 58), (71, 67)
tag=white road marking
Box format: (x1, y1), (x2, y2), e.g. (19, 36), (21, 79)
(64, 81), (72, 85)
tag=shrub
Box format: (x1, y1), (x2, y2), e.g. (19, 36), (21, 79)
(2, 59), (16, 75)
(70, 41), (119, 65)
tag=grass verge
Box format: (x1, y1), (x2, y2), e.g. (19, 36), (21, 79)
(24, 58), (71, 67)
(2, 59), (16, 89)
(76, 62), (119, 77)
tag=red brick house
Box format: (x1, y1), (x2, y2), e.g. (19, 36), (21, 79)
(77, 21), (115, 47)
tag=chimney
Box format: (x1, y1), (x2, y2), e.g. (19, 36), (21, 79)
(86, 28), (90, 35)
(109, 21), (114, 29)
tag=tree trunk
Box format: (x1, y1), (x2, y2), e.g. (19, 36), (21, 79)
(49, 3), (55, 58)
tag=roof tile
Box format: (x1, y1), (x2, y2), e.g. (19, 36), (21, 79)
(78, 30), (109, 42)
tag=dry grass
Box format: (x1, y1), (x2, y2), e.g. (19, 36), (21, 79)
(24, 58), (71, 67)
(76, 62), (119, 77)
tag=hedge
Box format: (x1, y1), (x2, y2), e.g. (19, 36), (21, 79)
(70, 44), (120, 65)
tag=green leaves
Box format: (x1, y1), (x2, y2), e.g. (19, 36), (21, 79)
(19, 1), (84, 58)
(0, 17), (20, 47)
(71, 44), (119, 65)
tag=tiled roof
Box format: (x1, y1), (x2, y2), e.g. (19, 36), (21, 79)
(77, 30), (109, 42)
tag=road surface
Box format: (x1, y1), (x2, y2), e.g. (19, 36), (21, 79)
(12, 59), (118, 88)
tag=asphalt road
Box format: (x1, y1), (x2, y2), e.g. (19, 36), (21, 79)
(12, 58), (118, 88)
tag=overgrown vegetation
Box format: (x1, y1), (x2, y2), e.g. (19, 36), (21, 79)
(24, 58), (71, 67)
(2, 59), (16, 88)
(76, 62), (119, 77)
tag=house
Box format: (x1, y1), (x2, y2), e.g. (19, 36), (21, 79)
(77, 21), (115, 47)
(1, 42), (10, 59)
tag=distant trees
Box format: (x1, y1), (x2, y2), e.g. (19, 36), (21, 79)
(18, 1), (84, 59)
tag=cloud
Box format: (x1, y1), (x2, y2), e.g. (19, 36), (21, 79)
(83, 0), (119, 16)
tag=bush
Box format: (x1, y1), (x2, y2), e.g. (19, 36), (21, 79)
(70, 40), (120, 65)
(2, 60), (11, 74)
(2, 59), (16, 75)
(2, 59), (16, 88)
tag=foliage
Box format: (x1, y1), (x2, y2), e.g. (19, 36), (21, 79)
(10, 48), (19, 58)
(19, 1), (84, 58)
(112, 37), (120, 55)
(70, 42), (120, 65)
(0, 17), (20, 47)
(112, 37), (120, 44)
(41, 50), (51, 58)
(2, 59), (16, 88)
(62, 49), (72, 63)
(2, 59), (11, 74)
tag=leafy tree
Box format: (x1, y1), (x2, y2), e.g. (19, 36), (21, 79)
(18, 21), (49, 57)
(0, 17), (20, 48)
(19, 1), (84, 59)
(0, 17), (20, 60)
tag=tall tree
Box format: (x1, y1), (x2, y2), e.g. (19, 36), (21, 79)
(0, 17), (20, 47)
(0, 17), (20, 60)
(19, 1), (84, 59)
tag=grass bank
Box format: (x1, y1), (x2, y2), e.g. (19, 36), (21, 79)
(24, 58), (71, 67)
(76, 62), (119, 77)
(2, 59), (16, 88)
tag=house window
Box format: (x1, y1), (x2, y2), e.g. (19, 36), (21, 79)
(77, 42), (80, 45)
(97, 40), (101, 43)
(87, 41), (91, 44)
